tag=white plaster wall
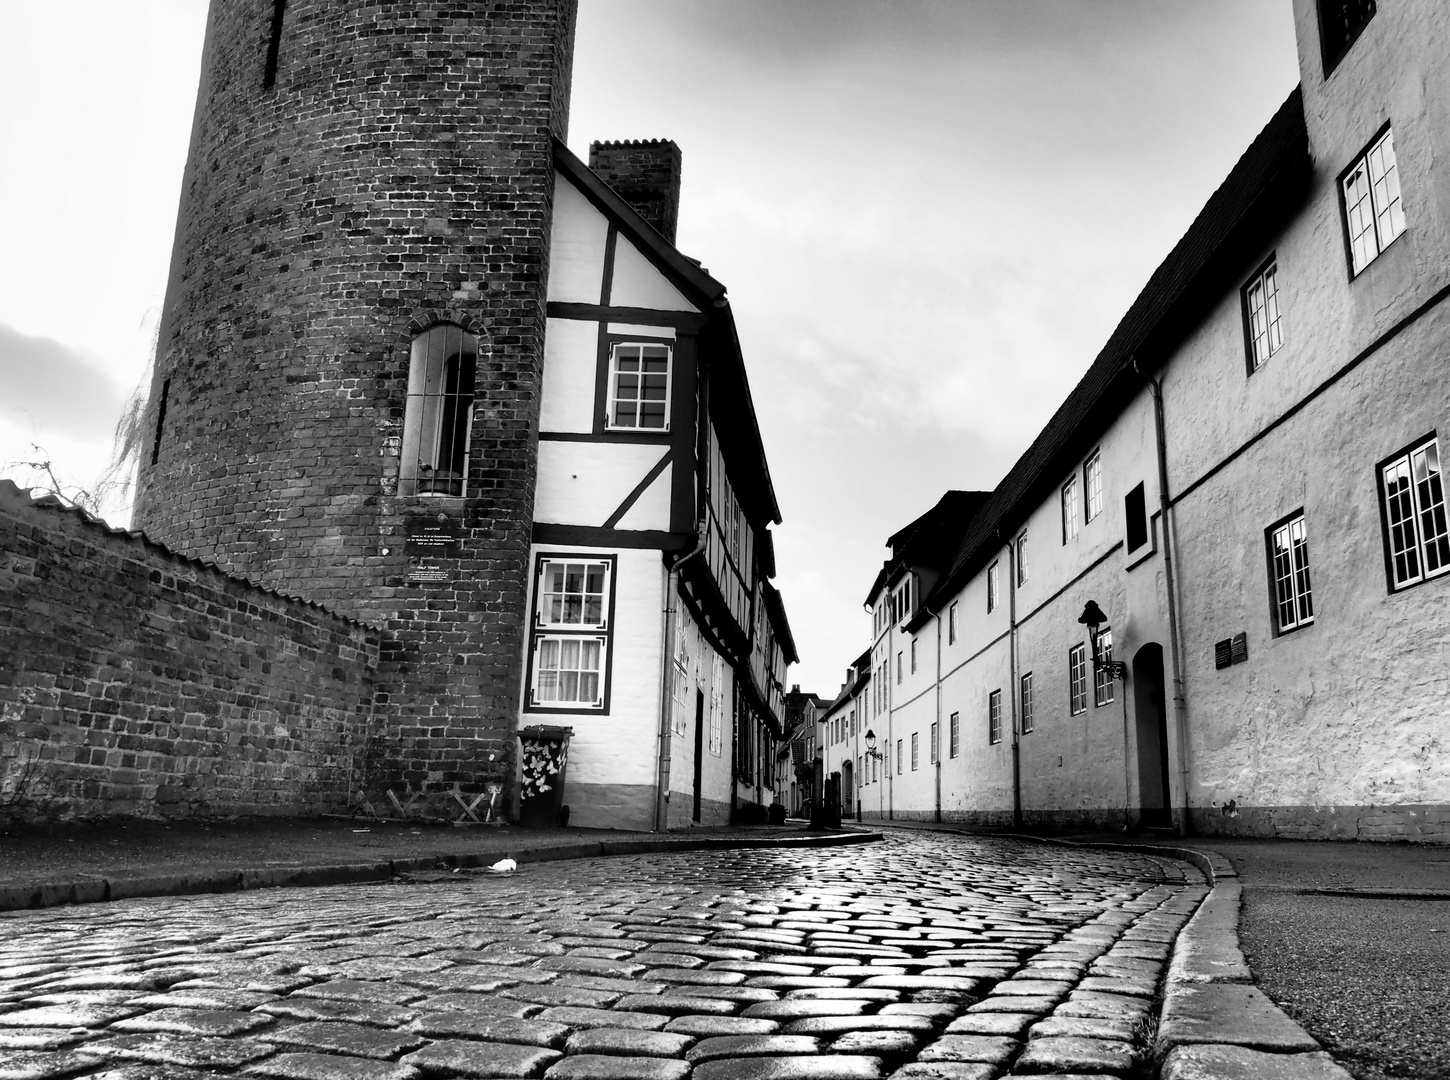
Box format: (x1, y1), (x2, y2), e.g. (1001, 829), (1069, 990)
(665, 600), (734, 826)
(540, 317), (598, 434)
(1172, 314), (1450, 816)
(548, 177), (609, 305)
(614, 469), (672, 532)
(521, 545), (665, 816)
(610, 234), (698, 312)
(535, 442), (673, 528)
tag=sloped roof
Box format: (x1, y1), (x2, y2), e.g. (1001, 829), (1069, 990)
(761, 579), (798, 665)
(865, 489), (992, 606)
(915, 86), (1311, 624)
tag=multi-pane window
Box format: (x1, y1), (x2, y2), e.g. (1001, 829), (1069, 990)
(948, 602), (959, 645)
(607, 343), (672, 430)
(910, 639), (918, 674)
(1343, 128), (1405, 276)
(1020, 672), (1034, 735)
(1062, 475), (1080, 542)
(911, 732), (919, 771)
(1269, 513), (1315, 633)
(709, 655), (724, 755)
(1069, 644), (1088, 715)
(538, 561), (609, 627)
(533, 637), (604, 707)
(1016, 532), (1028, 585)
(1380, 436), (1449, 591)
(1093, 627), (1115, 707)
(988, 690), (1002, 745)
(1244, 259), (1284, 370)
(1318, 0), (1376, 74)
(401, 323), (477, 496)
(530, 557), (613, 710)
(896, 652), (903, 684)
(987, 561), (1000, 613)
(1085, 452), (1103, 522)
(896, 740), (903, 775)
(930, 722), (939, 764)
(949, 711), (960, 758)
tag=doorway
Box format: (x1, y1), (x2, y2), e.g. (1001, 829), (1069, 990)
(841, 760), (854, 820)
(1132, 643), (1171, 828)
(692, 690), (705, 824)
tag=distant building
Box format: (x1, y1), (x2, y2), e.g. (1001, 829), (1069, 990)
(846, 0), (1450, 841)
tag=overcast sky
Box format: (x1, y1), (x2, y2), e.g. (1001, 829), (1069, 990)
(0, 1), (1301, 696)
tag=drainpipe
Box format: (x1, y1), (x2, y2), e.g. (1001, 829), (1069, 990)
(1007, 537), (1022, 831)
(934, 608), (943, 824)
(1133, 358), (1191, 836)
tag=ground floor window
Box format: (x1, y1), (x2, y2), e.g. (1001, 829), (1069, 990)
(1268, 512), (1315, 633)
(531, 636), (605, 707)
(525, 553), (616, 712)
(1069, 643), (1087, 715)
(1380, 435), (1449, 591)
(988, 689), (1002, 744)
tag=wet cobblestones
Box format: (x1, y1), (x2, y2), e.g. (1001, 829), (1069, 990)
(0, 832), (1206, 1079)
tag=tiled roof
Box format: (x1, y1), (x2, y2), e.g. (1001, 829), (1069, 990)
(918, 86), (1310, 621)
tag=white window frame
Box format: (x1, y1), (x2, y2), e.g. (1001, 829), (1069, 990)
(1342, 127), (1405, 276)
(910, 639), (917, 674)
(536, 559), (611, 629)
(929, 721), (938, 764)
(987, 561), (999, 613)
(1093, 627), (1115, 708)
(1016, 532), (1028, 585)
(1244, 257), (1284, 371)
(400, 323), (476, 496)
(708, 654), (724, 755)
(1062, 475), (1080, 542)
(607, 342), (673, 431)
(1020, 672), (1034, 735)
(948, 601), (958, 644)
(896, 739), (903, 775)
(1085, 451), (1104, 522)
(530, 634), (606, 709)
(949, 711), (960, 758)
(1269, 513), (1316, 633)
(988, 689), (1002, 745)
(911, 732), (919, 771)
(1380, 436), (1449, 592)
(1069, 643), (1088, 716)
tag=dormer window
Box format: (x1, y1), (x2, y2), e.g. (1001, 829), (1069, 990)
(1318, 0), (1375, 76)
(891, 576), (913, 624)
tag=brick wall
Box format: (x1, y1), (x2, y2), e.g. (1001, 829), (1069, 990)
(0, 481), (379, 821)
(130, 0), (579, 809)
(589, 140), (684, 242)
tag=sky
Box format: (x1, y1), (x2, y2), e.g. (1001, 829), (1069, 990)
(0, 0), (1301, 697)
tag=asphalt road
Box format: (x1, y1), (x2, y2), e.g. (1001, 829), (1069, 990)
(0, 832), (1202, 1079)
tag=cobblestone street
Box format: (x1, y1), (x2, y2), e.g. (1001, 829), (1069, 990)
(1, 833), (1206, 1080)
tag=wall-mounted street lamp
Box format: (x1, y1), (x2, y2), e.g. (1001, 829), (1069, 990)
(1078, 600), (1128, 680)
(863, 729), (885, 761)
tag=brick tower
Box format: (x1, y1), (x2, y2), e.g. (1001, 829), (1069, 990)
(133, 0), (578, 804)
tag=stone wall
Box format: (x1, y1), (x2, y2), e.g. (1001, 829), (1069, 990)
(0, 482), (379, 821)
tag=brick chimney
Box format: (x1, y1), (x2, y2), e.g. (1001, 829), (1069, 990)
(589, 139), (683, 244)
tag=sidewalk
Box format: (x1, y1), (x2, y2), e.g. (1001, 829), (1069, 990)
(0, 815), (877, 912)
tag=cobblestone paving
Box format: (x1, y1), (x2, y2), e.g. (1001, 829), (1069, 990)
(0, 832), (1206, 1080)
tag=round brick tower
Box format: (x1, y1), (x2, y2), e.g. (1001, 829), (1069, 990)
(134, 0), (578, 802)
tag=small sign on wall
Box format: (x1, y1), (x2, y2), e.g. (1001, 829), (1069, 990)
(1214, 632), (1248, 670)
(405, 520), (461, 584)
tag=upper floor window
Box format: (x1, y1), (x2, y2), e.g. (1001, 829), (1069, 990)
(987, 561), (1000, 613)
(949, 711), (960, 758)
(896, 739), (903, 775)
(1084, 451), (1104, 522)
(911, 732), (920, 770)
(1268, 512), (1315, 634)
(930, 722), (939, 764)
(948, 601), (959, 645)
(1125, 483), (1149, 554)
(1380, 435), (1449, 592)
(1243, 257), (1283, 371)
(1016, 532), (1028, 585)
(608, 343), (671, 430)
(896, 651), (903, 684)
(1318, 0), (1375, 75)
(401, 324), (476, 496)
(1062, 475), (1080, 542)
(988, 689), (1002, 745)
(1342, 128), (1405, 276)
(1020, 672), (1034, 735)
(1068, 643), (1088, 716)
(910, 639), (918, 674)
(538, 560), (610, 628)
(892, 576), (913, 622)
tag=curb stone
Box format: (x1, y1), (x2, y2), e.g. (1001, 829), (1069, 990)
(0, 830), (882, 914)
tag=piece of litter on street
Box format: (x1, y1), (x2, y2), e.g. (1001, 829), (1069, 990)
(351, 829), (370, 833)
(489, 858), (517, 873)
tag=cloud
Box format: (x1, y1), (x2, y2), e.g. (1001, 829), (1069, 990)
(0, 324), (127, 442)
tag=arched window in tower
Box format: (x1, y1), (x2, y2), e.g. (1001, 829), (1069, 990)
(400, 324), (477, 497)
